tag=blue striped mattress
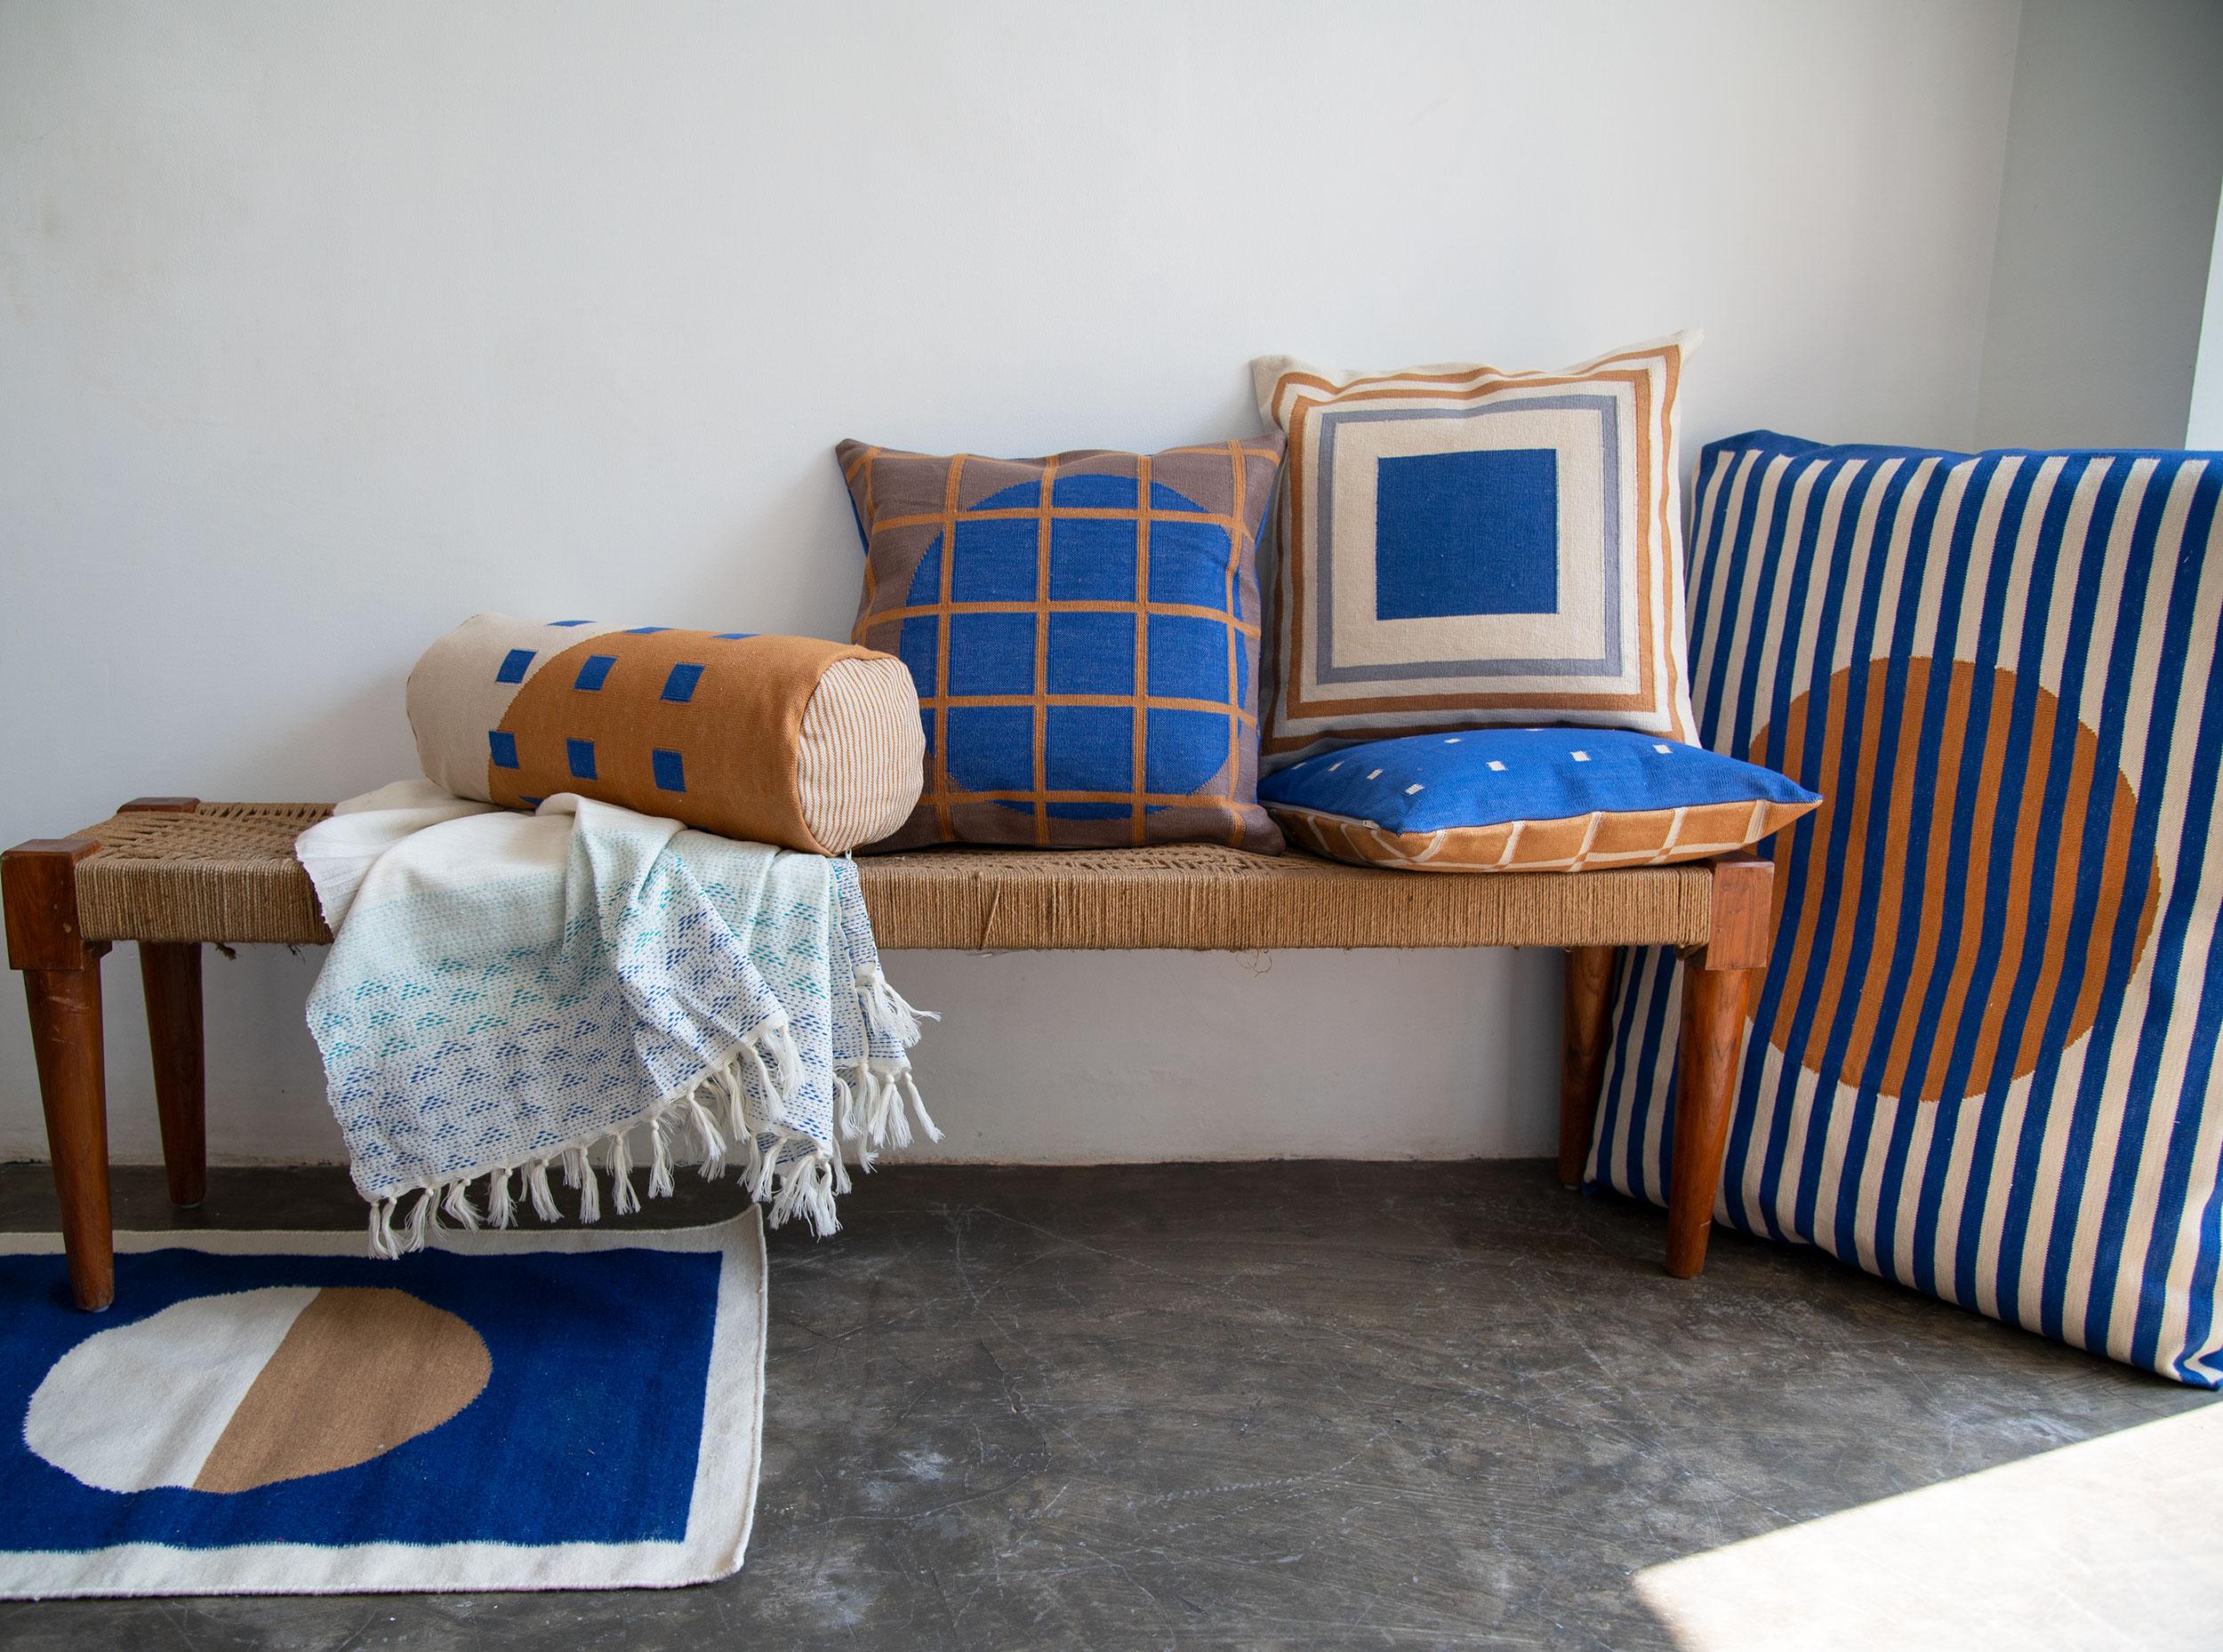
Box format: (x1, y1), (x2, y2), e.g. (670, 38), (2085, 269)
(1588, 430), (2223, 1385)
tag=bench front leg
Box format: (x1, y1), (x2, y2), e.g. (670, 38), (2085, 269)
(1667, 955), (1761, 1277)
(4, 837), (116, 1311)
(1665, 851), (1778, 1279)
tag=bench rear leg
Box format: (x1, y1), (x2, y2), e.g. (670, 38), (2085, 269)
(5, 838), (116, 1311)
(140, 942), (205, 1207)
(1559, 946), (1618, 1186)
(1665, 851), (1777, 1279)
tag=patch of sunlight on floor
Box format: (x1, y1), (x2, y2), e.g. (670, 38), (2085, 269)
(1635, 1399), (2223, 1652)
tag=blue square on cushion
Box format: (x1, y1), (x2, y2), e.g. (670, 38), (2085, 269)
(1047, 612), (1135, 696)
(1145, 709), (1232, 796)
(1147, 614), (1232, 703)
(1146, 518), (1235, 612)
(951, 517), (1041, 603)
(661, 662), (704, 703)
(943, 705), (1034, 794)
(652, 749), (686, 792)
(494, 648), (534, 685)
(1375, 448), (1559, 619)
(574, 654), (616, 692)
(488, 730), (518, 769)
(947, 613), (1039, 696)
(1045, 706), (1134, 794)
(1048, 517), (1139, 601)
(566, 739), (598, 781)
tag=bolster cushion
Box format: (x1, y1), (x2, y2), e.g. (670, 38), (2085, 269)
(407, 613), (925, 854)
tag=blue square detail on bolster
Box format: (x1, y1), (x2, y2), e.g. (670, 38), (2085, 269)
(662, 663), (704, 703)
(652, 749), (686, 792)
(488, 730), (518, 769)
(623, 626), (671, 635)
(547, 619), (593, 627)
(1375, 448), (1559, 619)
(494, 648), (534, 685)
(713, 632), (754, 640)
(574, 654), (615, 692)
(566, 739), (598, 781)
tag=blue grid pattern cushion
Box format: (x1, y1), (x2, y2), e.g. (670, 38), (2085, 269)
(838, 439), (1286, 850)
(1261, 728), (1818, 872)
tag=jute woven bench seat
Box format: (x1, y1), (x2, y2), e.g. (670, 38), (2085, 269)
(60, 801), (1718, 952)
(6, 798), (1775, 1309)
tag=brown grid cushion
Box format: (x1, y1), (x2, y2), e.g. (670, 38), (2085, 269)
(60, 804), (1713, 951)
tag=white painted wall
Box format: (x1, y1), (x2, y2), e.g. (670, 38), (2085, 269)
(1976, 0), (2223, 449)
(2190, 181), (2223, 450)
(0, 0), (2025, 1167)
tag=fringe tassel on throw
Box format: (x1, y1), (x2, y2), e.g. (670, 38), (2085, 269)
(364, 990), (935, 1259)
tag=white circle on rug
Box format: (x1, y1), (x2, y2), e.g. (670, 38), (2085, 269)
(25, 1285), (491, 1494)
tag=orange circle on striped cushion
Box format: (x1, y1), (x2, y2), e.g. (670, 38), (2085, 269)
(1754, 660), (2162, 1104)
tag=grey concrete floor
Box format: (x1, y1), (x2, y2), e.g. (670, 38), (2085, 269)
(0, 1159), (2211, 1651)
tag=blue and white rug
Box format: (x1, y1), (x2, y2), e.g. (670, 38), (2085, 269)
(0, 1210), (765, 1597)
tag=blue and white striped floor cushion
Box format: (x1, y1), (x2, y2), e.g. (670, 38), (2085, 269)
(1587, 430), (2223, 1386)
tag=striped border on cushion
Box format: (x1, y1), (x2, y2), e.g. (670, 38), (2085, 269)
(1589, 431), (2223, 1386)
(1273, 798), (1817, 873)
(1253, 335), (1698, 769)
(797, 656), (931, 855)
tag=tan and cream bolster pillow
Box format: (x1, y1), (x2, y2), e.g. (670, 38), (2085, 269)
(407, 614), (925, 854)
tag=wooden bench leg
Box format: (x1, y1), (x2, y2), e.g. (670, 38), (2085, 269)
(1666, 956), (1761, 1278)
(1559, 946), (1618, 1186)
(1664, 851), (1778, 1279)
(140, 942), (205, 1208)
(4, 837), (116, 1311)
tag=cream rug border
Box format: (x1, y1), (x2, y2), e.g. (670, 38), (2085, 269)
(0, 1208), (766, 1599)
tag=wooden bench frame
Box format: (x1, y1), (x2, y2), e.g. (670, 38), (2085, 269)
(5, 798), (1775, 1311)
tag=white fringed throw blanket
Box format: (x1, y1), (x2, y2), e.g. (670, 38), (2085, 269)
(295, 781), (936, 1256)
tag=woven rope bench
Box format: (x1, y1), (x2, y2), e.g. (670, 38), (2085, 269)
(5, 798), (1776, 1309)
